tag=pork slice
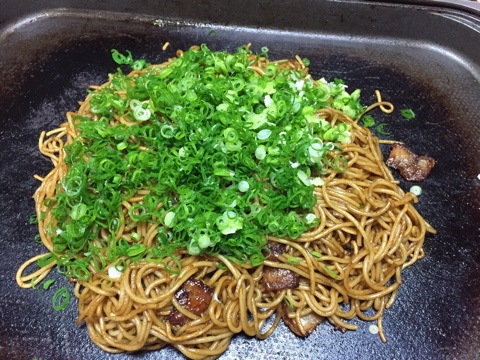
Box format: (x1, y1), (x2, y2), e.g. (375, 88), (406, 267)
(166, 278), (214, 326)
(386, 143), (435, 181)
(262, 266), (300, 291)
(263, 240), (287, 262)
(281, 302), (324, 337)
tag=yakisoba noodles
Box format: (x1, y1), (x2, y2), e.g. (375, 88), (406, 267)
(17, 44), (436, 359)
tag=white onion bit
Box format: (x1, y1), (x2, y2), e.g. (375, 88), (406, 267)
(164, 212), (175, 227)
(297, 170), (311, 186)
(257, 129), (272, 140)
(264, 94), (273, 107)
(409, 185), (422, 196)
(369, 324), (379, 335)
(238, 181), (249, 192)
(108, 265), (123, 279)
(311, 177), (324, 186)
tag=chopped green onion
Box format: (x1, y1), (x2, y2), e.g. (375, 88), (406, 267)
(30, 276), (38, 289)
(163, 255), (182, 274)
(401, 108), (415, 120)
(288, 257), (301, 265)
(134, 107), (151, 121)
(130, 99), (142, 110)
(39, 44), (369, 279)
(324, 265), (338, 279)
(73, 266), (90, 281)
(310, 251), (323, 258)
(224, 128), (239, 142)
(350, 89), (361, 101)
(332, 155), (348, 173)
(115, 259), (126, 272)
(111, 49), (149, 70)
(375, 123), (391, 135)
(117, 141), (128, 150)
(187, 241), (201, 255)
(250, 253), (265, 267)
(257, 129), (272, 140)
(160, 124), (175, 138)
(255, 145), (266, 160)
(297, 170), (311, 186)
(43, 279), (55, 290)
(29, 215), (38, 224)
(264, 64), (278, 78)
(132, 59), (148, 71)
(37, 253), (55, 268)
(164, 212), (175, 227)
(127, 244), (146, 258)
(216, 211), (243, 235)
(362, 115), (375, 128)
(70, 203), (87, 220)
(111, 49), (130, 65)
(52, 287), (70, 311)
(284, 294), (295, 308)
(198, 234), (212, 249)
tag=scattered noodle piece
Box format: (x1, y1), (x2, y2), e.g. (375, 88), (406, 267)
(33, 174), (45, 182)
(295, 54), (305, 68)
(375, 89), (394, 114)
(354, 90), (394, 123)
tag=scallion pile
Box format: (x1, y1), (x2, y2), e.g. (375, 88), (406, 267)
(45, 44), (365, 279)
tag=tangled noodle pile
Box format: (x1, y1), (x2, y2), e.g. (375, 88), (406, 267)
(17, 44), (435, 359)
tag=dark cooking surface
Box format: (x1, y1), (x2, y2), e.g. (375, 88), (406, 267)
(0, 1), (479, 359)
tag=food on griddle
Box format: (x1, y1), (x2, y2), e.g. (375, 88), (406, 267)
(262, 240), (300, 291)
(17, 44), (436, 359)
(166, 278), (214, 326)
(282, 302), (324, 337)
(386, 143), (435, 181)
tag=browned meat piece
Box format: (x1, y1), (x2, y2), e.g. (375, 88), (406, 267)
(166, 278), (214, 326)
(165, 309), (186, 326)
(175, 278), (214, 313)
(386, 143), (435, 181)
(262, 266), (300, 291)
(281, 302), (324, 337)
(333, 324), (348, 333)
(262, 241), (300, 291)
(263, 240), (287, 262)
